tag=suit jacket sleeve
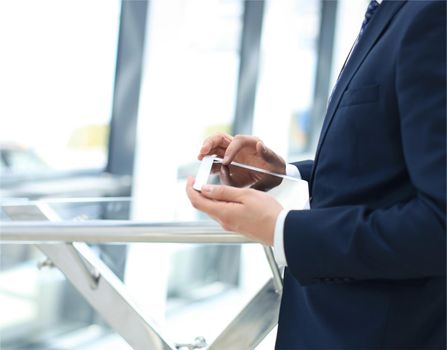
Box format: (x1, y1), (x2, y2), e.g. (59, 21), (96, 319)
(284, 2), (446, 285)
(291, 160), (314, 183)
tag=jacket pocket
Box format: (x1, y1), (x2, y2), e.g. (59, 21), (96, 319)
(339, 84), (380, 107)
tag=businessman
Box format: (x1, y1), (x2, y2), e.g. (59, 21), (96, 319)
(186, 0), (446, 348)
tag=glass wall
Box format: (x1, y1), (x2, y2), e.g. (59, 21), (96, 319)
(132, 0), (243, 222)
(252, 0), (321, 161)
(0, 0), (122, 348)
(130, 0), (269, 346)
(1, 0), (374, 349)
(0, 0), (121, 175)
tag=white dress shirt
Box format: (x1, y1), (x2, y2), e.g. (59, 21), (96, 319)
(273, 164), (302, 267)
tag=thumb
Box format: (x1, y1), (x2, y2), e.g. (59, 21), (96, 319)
(201, 184), (246, 202)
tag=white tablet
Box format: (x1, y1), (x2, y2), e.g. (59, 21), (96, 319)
(193, 155), (310, 210)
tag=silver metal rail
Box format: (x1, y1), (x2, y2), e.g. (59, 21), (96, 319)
(0, 221), (253, 244)
(0, 204), (282, 350)
(263, 246), (283, 294)
(207, 279), (281, 350)
(38, 242), (176, 350)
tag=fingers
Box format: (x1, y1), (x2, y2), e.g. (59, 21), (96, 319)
(199, 134), (285, 187)
(186, 176), (197, 195)
(223, 135), (259, 164)
(199, 133), (232, 160)
(186, 176), (239, 217)
(199, 146), (227, 160)
(256, 141), (269, 160)
(256, 141), (281, 164)
(186, 176), (214, 211)
(201, 183), (247, 203)
(255, 141), (286, 176)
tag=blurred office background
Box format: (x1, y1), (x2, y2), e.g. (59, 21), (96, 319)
(0, 0), (369, 348)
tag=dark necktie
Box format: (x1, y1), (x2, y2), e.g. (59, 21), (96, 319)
(328, 0), (381, 103)
(342, 0), (381, 71)
(360, 0), (380, 36)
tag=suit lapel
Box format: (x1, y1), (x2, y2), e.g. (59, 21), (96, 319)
(309, 0), (407, 189)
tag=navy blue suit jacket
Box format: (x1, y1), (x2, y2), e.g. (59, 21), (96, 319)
(276, 1), (446, 349)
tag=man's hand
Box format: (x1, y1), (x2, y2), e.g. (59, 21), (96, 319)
(186, 177), (283, 246)
(199, 133), (286, 191)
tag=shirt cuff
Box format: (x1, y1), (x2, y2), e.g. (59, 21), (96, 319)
(286, 163), (301, 179)
(273, 208), (290, 267)
(273, 164), (302, 266)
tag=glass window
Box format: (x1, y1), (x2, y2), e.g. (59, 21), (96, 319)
(132, 0), (244, 221)
(0, 0), (122, 348)
(0, 0), (121, 174)
(130, 1), (274, 348)
(252, 0), (321, 160)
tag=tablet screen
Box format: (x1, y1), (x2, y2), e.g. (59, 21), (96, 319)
(194, 156), (309, 210)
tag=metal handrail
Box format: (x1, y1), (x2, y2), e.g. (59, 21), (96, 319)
(0, 217), (282, 349)
(0, 221), (254, 244)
